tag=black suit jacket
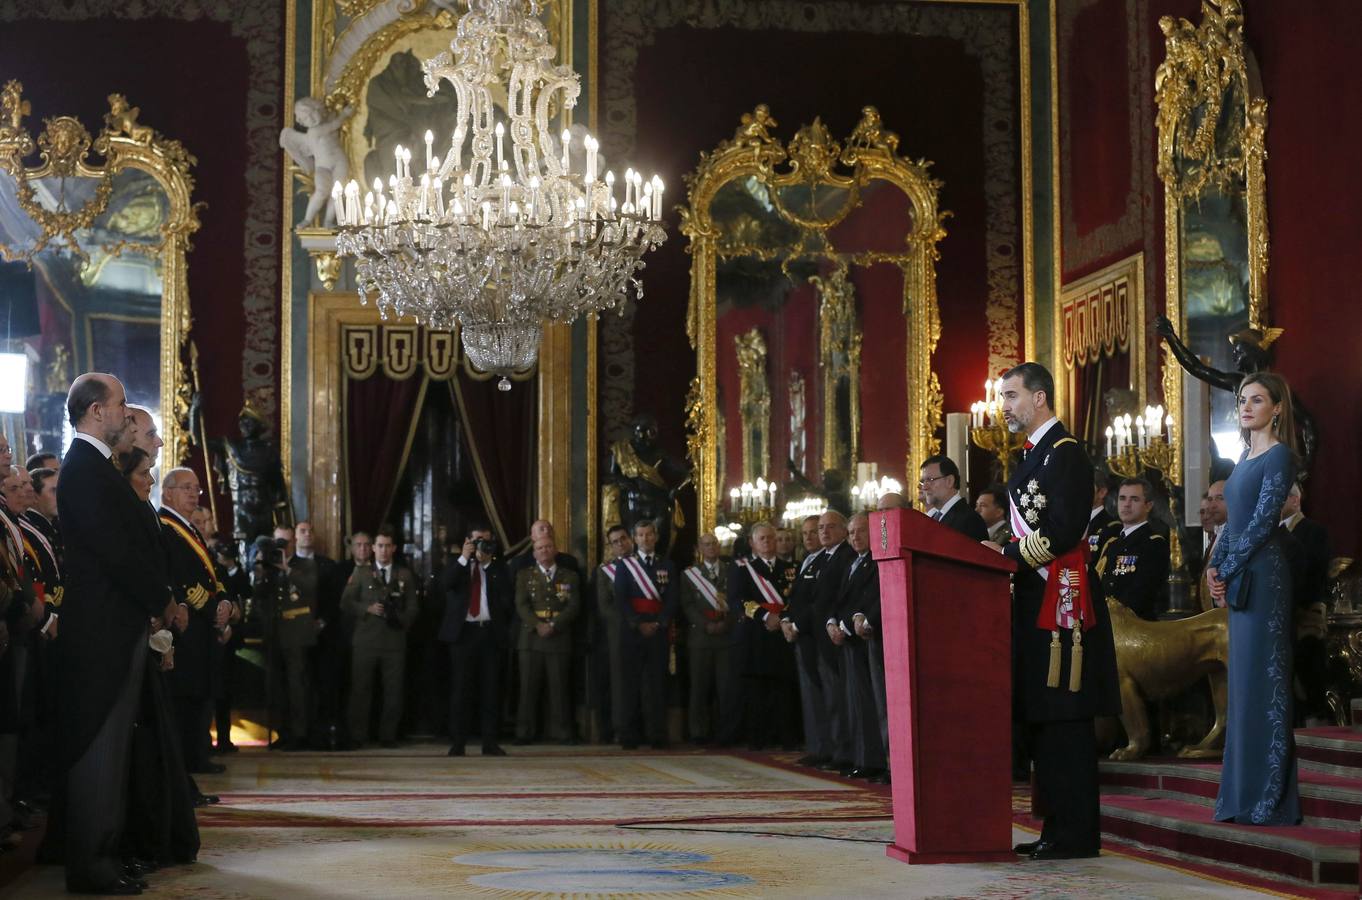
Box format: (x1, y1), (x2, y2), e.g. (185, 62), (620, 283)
(1003, 421), (1120, 723)
(1281, 516), (1331, 609)
(936, 497), (989, 542)
(438, 556), (514, 646)
(833, 553), (880, 632)
(784, 550), (829, 634)
(56, 438), (170, 767)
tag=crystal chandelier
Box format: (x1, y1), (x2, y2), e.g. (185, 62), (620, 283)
(332, 0), (667, 389)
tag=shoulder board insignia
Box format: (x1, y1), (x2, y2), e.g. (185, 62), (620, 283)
(1151, 534), (1166, 541)
(1053, 437), (1078, 448)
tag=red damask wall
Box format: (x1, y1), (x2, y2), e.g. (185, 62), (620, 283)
(1059, 0), (1362, 554)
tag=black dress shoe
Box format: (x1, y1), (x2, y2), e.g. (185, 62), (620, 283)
(650, 741), (669, 750)
(69, 875), (143, 895)
(190, 762), (227, 775)
(1029, 843), (1099, 861)
(192, 794), (220, 808)
(621, 741), (639, 750)
(283, 740), (311, 752)
(214, 742), (239, 754)
(1013, 838), (1043, 855)
(511, 737), (534, 746)
(447, 745), (466, 756)
(868, 771), (891, 785)
(380, 740), (398, 749)
(481, 744), (507, 756)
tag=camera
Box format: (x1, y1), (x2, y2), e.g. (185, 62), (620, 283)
(475, 537), (499, 557)
(253, 535), (289, 568)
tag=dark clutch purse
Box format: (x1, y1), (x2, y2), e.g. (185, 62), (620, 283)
(1225, 571), (1252, 611)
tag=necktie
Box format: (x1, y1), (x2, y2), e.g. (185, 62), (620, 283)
(468, 561), (482, 617)
(930, 509), (942, 521)
(642, 555), (651, 568)
(381, 567), (390, 585)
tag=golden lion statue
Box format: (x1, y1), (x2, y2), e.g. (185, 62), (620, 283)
(1106, 597), (1228, 761)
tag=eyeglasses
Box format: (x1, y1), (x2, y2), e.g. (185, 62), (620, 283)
(918, 474), (947, 487)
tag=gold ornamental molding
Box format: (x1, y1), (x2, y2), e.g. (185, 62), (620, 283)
(0, 82), (202, 465)
(680, 105), (947, 534)
(1155, 0), (1268, 488)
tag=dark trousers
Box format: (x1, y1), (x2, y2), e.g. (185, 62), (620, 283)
(619, 629), (668, 744)
(517, 649), (571, 741)
(817, 646), (851, 763)
(867, 636), (889, 760)
(349, 647), (405, 743)
(314, 628), (351, 742)
(1031, 718), (1100, 852)
(66, 639), (146, 891)
(794, 636), (831, 757)
(271, 645), (312, 740)
(842, 639), (886, 771)
(589, 619), (615, 742)
(448, 625), (502, 748)
(173, 695), (209, 772)
(214, 648), (236, 747)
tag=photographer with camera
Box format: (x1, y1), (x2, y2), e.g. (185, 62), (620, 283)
(439, 526), (513, 756)
(342, 528), (415, 747)
(253, 527), (321, 751)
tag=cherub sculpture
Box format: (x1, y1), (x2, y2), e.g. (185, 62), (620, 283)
(279, 97), (353, 227)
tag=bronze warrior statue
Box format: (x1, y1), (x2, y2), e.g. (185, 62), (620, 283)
(209, 403), (293, 546)
(1154, 314), (1316, 471)
(603, 415), (691, 554)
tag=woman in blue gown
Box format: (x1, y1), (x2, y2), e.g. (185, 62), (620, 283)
(1206, 371), (1301, 826)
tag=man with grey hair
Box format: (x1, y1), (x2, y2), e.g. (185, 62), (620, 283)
(57, 373), (170, 893)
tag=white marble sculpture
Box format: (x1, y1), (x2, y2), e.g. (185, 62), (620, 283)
(279, 97), (353, 227)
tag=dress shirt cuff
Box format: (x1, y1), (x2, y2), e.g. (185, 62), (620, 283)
(839, 620), (852, 636)
(457, 555), (469, 567)
(40, 611), (57, 633)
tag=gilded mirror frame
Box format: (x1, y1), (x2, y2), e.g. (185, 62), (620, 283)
(1155, 0), (1268, 489)
(0, 83), (201, 463)
(680, 105), (946, 535)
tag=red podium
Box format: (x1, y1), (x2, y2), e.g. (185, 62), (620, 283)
(870, 508), (1018, 865)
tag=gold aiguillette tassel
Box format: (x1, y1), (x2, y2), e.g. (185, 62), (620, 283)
(1046, 629), (1062, 688)
(1068, 622), (1083, 693)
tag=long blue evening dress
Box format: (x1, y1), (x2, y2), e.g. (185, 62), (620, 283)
(1211, 442), (1301, 826)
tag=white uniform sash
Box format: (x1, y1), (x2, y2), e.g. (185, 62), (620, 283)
(684, 565), (724, 611)
(600, 561), (617, 582)
(619, 555), (660, 601)
(738, 559), (785, 609)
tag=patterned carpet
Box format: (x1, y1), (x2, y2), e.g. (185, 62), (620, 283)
(0, 745), (1310, 898)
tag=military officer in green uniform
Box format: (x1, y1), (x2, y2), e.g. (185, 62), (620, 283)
(254, 525), (322, 750)
(1093, 477), (1170, 621)
(514, 534), (581, 743)
(680, 532), (730, 744)
(343, 528), (417, 746)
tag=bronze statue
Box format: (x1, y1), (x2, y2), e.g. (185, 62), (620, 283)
(602, 415), (690, 554)
(1154, 314), (1316, 470)
(208, 403), (293, 547)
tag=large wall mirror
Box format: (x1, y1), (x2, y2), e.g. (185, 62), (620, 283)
(681, 106), (945, 535)
(0, 83), (199, 467)
(1156, 0), (1269, 475)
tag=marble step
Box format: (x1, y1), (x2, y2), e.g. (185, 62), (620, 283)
(1101, 758), (1362, 830)
(1298, 727), (1362, 775)
(1100, 793), (1359, 888)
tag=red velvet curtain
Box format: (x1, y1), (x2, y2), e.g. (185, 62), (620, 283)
(450, 374), (536, 553)
(344, 374), (427, 535)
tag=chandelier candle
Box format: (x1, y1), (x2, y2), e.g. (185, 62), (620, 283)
(332, 0), (667, 389)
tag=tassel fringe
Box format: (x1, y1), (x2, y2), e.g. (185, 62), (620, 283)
(1046, 630), (1061, 688)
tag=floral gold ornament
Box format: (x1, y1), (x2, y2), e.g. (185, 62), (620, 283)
(682, 105), (946, 535)
(0, 82), (201, 465)
(332, 0), (666, 390)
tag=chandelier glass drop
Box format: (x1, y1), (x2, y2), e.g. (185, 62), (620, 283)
(332, 0), (666, 389)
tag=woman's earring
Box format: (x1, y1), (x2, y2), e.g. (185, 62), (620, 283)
(1272, 413), (1280, 430)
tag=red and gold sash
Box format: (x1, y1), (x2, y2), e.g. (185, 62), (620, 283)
(160, 513), (226, 596)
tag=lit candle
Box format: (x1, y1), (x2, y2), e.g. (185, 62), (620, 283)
(1165, 414), (1175, 444)
(1136, 416), (1146, 448)
(984, 379), (992, 406)
(425, 129), (434, 171)
(730, 487), (740, 513)
(495, 121), (505, 171)
(561, 129), (571, 171)
(652, 176), (664, 220)
(1105, 426), (1114, 458)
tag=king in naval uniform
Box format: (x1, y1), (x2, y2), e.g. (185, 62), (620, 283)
(985, 362), (1120, 861)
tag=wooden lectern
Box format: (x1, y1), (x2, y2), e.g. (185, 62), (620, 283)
(870, 507), (1018, 865)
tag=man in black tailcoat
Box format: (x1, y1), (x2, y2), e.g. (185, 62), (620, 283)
(57, 373), (170, 894)
(983, 362), (1119, 861)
